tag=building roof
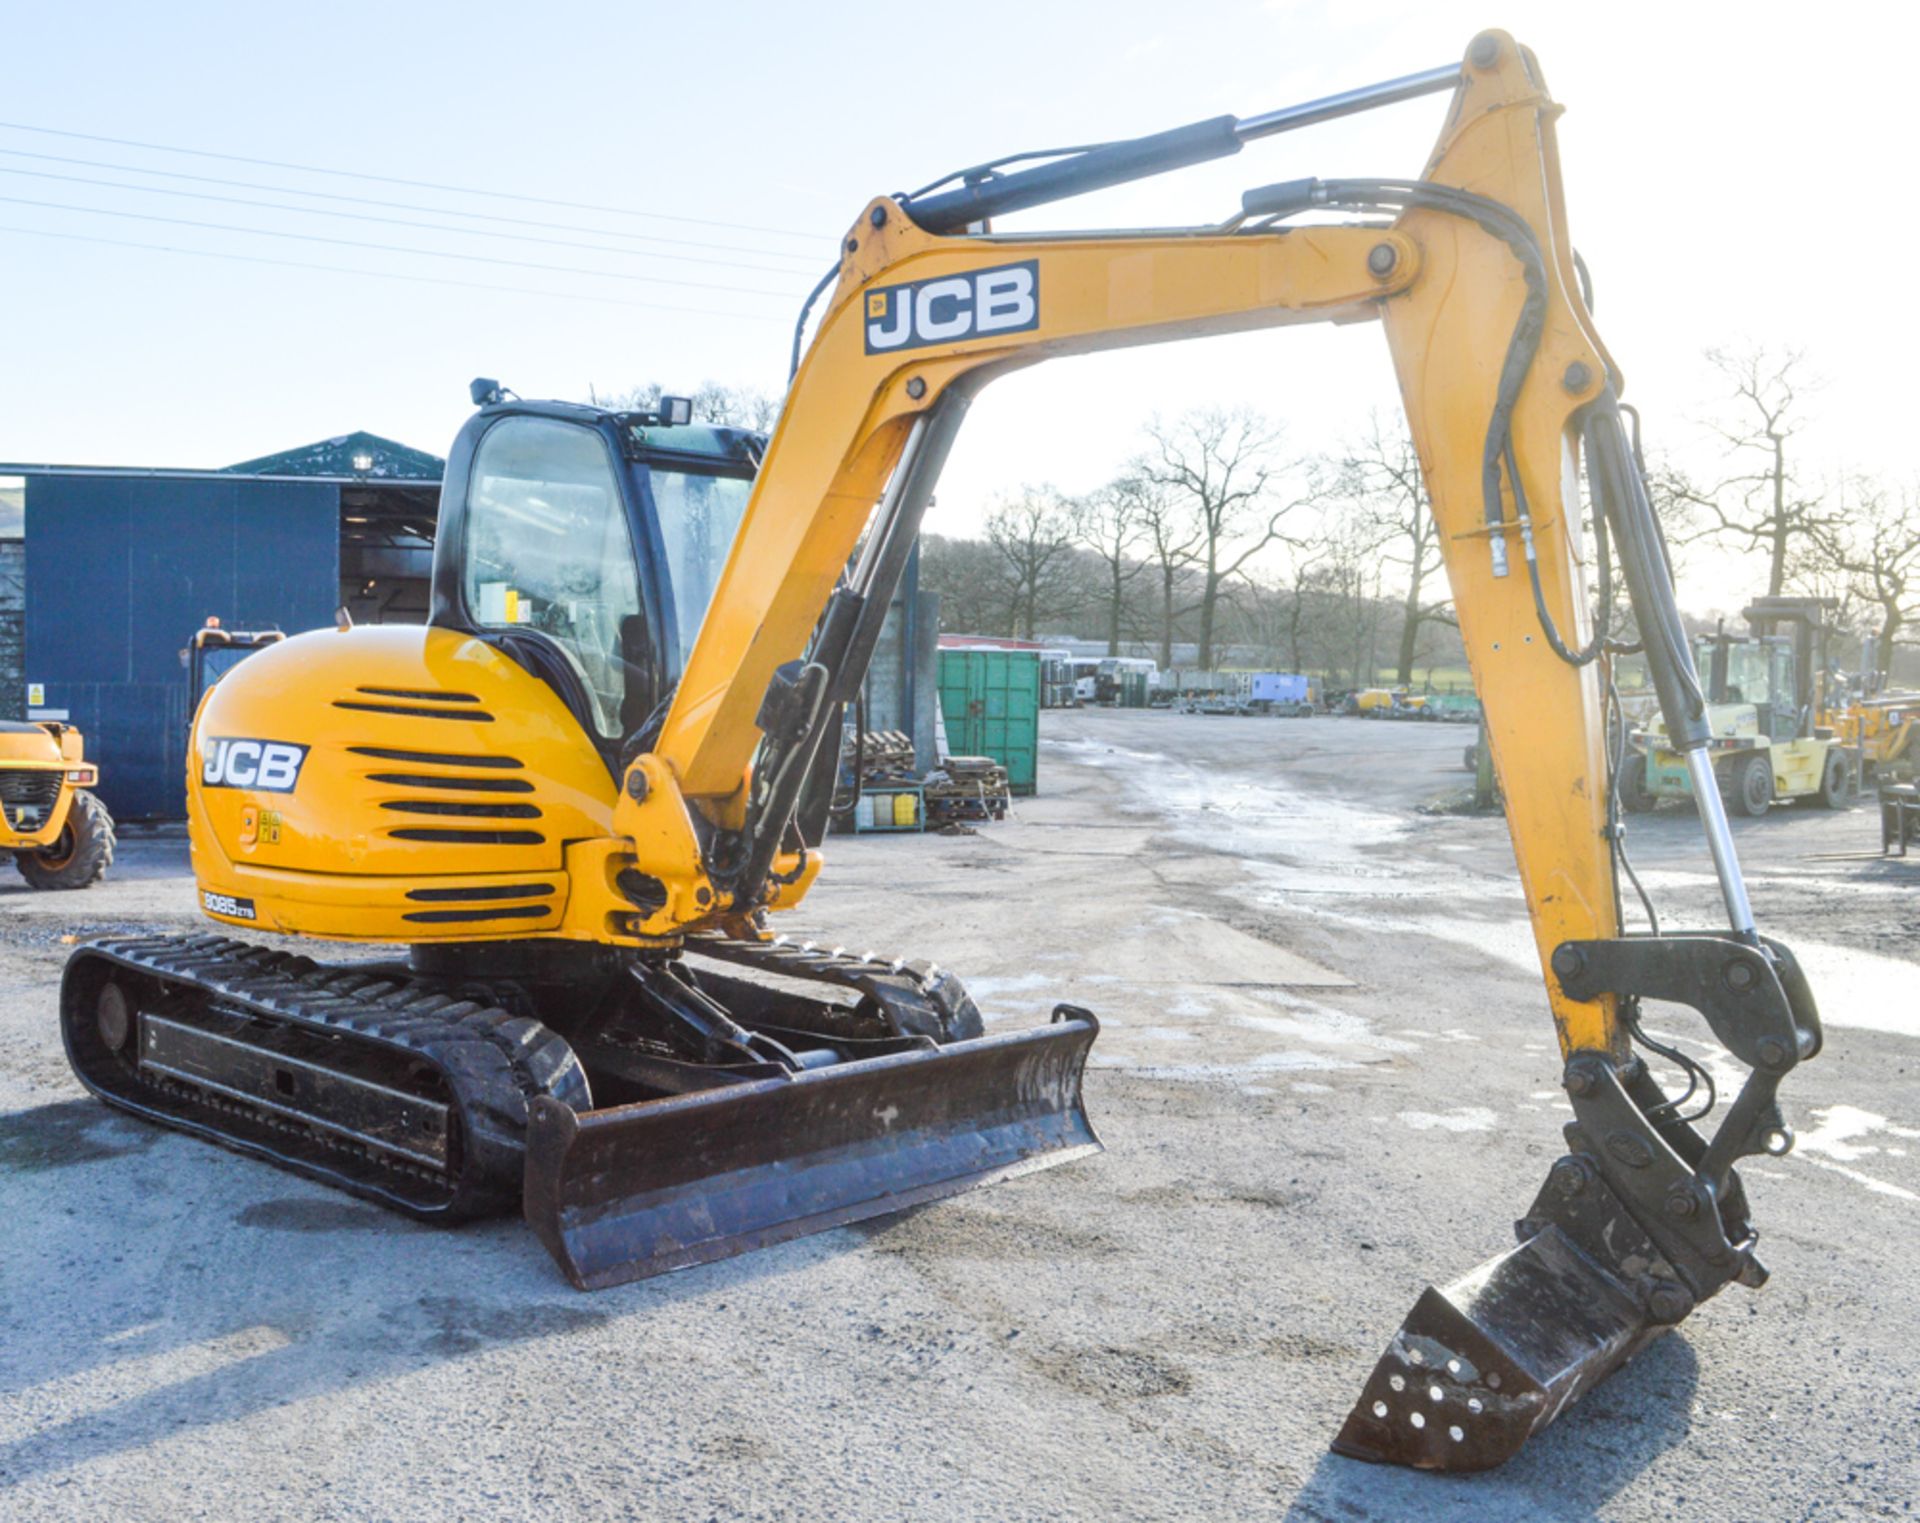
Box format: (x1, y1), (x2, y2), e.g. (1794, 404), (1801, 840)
(223, 430), (444, 481)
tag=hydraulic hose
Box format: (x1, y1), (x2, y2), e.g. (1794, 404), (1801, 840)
(1582, 396), (1708, 751)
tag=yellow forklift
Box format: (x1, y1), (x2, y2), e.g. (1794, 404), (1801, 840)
(1625, 596), (1850, 816)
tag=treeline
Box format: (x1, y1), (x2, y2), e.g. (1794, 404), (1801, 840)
(920, 407), (1464, 686)
(924, 346), (1920, 686)
(590, 345), (1920, 686)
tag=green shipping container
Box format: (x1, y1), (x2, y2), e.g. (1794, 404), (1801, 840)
(938, 648), (1040, 795)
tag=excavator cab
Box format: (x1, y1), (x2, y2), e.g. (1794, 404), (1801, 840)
(429, 394), (759, 756)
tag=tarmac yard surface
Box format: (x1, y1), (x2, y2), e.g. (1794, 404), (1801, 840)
(2, 709), (1915, 1521)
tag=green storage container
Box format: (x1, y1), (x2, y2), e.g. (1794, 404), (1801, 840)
(938, 648), (1041, 796)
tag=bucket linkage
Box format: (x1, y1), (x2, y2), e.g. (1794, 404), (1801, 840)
(1335, 932), (1820, 1470)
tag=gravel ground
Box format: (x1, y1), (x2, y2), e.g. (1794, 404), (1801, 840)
(2, 709), (1915, 1521)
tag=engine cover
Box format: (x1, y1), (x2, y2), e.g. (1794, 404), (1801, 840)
(189, 625), (618, 941)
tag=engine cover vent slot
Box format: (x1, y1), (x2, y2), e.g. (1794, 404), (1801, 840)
(402, 904), (554, 924)
(347, 747), (522, 769)
(379, 800), (542, 819)
(365, 772), (536, 794)
(388, 828), (544, 846)
(333, 701), (495, 723)
(355, 687), (482, 704)
(405, 883), (556, 902)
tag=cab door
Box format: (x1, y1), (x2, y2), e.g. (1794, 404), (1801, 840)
(437, 410), (667, 756)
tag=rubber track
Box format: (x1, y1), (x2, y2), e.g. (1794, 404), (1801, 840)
(64, 933), (589, 1220)
(689, 934), (983, 1042)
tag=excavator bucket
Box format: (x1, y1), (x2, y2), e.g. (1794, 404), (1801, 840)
(523, 1012), (1100, 1290)
(1332, 1225), (1661, 1470)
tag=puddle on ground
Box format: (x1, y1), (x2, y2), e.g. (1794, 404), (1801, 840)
(1045, 731), (1920, 1110)
(1786, 943), (1920, 1039)
(1083, 985), (1413, 1083)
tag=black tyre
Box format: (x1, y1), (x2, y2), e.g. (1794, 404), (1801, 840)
(17, 789), (116, 890)
(1818, 752), (1853, 810)
(1619, 752), (1657, 814)
(1725, 753), (1772, 818)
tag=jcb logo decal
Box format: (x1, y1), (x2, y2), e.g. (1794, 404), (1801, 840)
(863, 260), (1039, 354)
(202, 737), (309, 793)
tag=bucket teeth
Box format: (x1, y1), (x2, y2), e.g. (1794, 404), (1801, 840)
(1333, 1225), (1658, 1471)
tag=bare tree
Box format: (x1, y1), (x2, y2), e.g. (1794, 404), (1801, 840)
(985, 488), (1079, 640)
(1072, 476), (1154, 656)
(1290, 506), (1390, 687)
(1813, 478), (1920, 681)
(1132, 479), (1204, 670)
(1217, 573), (1299, 672)
(1668, 347), (1829, 596)
(918, 532), (1010, 636)
(1138, 408), (1309, 667)
(1337, 414), (1451, 686)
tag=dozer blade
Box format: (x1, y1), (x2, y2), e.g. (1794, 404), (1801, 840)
(1333, 1225), (1661, 1471)
(524, 1013), (1100, 1290)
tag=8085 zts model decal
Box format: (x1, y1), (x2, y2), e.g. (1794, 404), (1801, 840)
(201, 737), (309, 793)
(864, 259), (1039, 353)
(201, 890), (257, 921)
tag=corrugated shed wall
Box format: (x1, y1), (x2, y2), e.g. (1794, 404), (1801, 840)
(0, 539), (22, 722)
(25, 476), (340, 820)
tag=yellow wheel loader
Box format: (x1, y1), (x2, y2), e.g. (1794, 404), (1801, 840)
(2, 720), (115, 890)
(1628, 596), (1851, 817)
(1825, 627), (1920, 785)
(57, 32), (1824, 1472)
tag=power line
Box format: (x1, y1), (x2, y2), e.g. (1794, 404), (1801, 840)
(0, 222), (783, 320)
(0, 164), (820, 275)
(0, 193), (809, 297)
(0, 146), (829, 264)
(0, 119), (824, 241)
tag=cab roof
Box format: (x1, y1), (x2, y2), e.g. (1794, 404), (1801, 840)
(475, 398), (764, 469)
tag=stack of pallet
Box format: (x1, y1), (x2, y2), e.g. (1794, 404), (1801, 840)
(924, 755), (1011, 826)
(855, 729), (917, 785)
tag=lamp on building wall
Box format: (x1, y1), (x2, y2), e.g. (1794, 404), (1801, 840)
(350, 451), (374, 476)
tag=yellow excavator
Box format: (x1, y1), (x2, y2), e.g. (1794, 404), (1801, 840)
(57, 33), (1823, 1472)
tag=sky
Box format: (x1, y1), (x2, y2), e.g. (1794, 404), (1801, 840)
(3, 0), (1915, 611)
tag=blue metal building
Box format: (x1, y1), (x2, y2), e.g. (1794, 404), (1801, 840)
(4, 433), (442, 821)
